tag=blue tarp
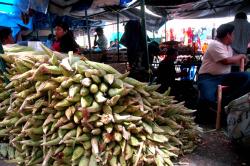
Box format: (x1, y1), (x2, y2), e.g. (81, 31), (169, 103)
(0, 1), (33, 38)
(120, 0), (133, 6)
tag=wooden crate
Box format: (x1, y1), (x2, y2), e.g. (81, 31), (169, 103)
(108, 62), (128, 74)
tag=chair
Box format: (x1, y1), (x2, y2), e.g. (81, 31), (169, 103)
(216, 59), (245, 129)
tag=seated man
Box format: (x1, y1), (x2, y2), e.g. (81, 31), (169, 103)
(197, 23), (250, 122)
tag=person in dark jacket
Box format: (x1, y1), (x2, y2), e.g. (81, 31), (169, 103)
(120, 20), (146, 70)
(52, 21), (79, 53)
(157, 48), (178, 93)
(120, 20), (151, 81)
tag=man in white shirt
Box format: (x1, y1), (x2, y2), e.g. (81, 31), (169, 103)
(198, 23), (250, 106)
(94, 27), (108, 51)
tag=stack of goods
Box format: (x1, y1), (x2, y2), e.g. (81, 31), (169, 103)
(0, 44), (199, 166)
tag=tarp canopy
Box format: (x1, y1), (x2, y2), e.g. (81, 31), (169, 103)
(46, 0), (164, 31)
(0, 0), (33, 37)
(1, 0), (250, 34)
(46, 0), (250, 31)
(49, 0), (133, 16)
(145, 0), (250, 19)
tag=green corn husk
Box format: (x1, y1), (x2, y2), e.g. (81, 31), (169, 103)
(109, 156), (117, 166)
(41, 137), (61, 146)
(85, 60), (119, 75)
(87, 114), (100, 123)
(89, 84), (99, 94)
(51, 76), (68, 83)
(72, 74), (84, 83)
(61, 129), (77, 143)
(113, 145), (121, 156)
(104, 123), (113, 134)
(103, 74), (114, 85)
(106, 95), (121, 106)
(80, 87), (89, 96)
(39, 64), (62, 75)
(60, 122), (75, 130)
(61, 78), (74, 89)
(69, 84), (81, 98)
(19, 140), (42, 146)
(65, 106), (76, 120)
(91, 129), (101, 135)
(62, 146), (74, 157)
(58, 129), (68, 139)
(54, 99), (71, 110)
(114, 132), (122, 142)
(15, 86), (35, 99)
(81, 78), (92, 87)
(72, 146), (84, 161)
(99, 83), (109, 93)
(113, 114), (142, 123)
(113, 105), (127, 114)
(112, 78), (123, 88)
(108, 88), (124, 97)
(81, 95), (93, 108)
(86, 101), (102, 113)
(125, 144), (133, 160)
(66, 93), (81, 102)
(76, 134), (90, 142)
(0, 45), (199, 166)
(94, 91), (107, 103)
(91, 75), (101, 84)
(78, 156), (90, 166)
(119, 155), (127, 166)
(82, 141), (91, 150)
(0, 117), (19, 127)
(89, 154), (98, 166)
(54, 144), (65, 154)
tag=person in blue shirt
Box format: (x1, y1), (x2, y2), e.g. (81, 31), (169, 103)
(45, 34), (55, 48)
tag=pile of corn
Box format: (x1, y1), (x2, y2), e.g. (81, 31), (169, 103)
(0, 44), (199, 166)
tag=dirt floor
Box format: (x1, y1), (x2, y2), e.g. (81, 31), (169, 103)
(0, 126), (249, 166)
(178, 127), (250, 166)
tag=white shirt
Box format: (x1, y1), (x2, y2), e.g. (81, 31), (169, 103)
(199, 40), (233, 75)
(96, 35), (108, 50)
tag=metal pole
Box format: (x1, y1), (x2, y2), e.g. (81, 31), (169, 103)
(140, 0), (150, 81)
(165, 19), (167, 42)
(48, 12), (53, 35)
(117, 13), (120, 62)
(153, 30), (155, 41)
(85, 10), (91, 54)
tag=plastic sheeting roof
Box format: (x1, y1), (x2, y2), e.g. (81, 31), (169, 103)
(0, 1), (33, 37)
(145, 0), (250, 19)
(49, 0), (133, 16)
(47, 0), (164, 31)
(47, 0), (250, 31)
